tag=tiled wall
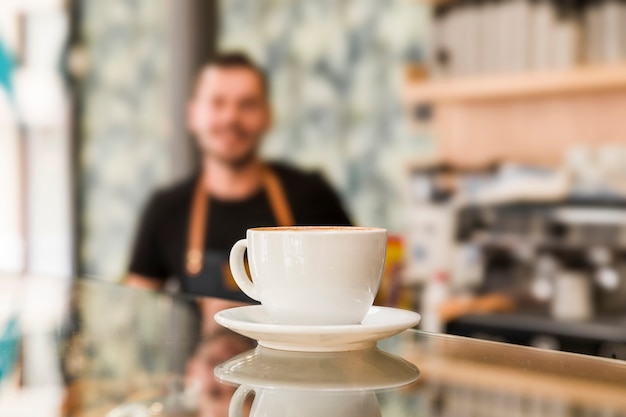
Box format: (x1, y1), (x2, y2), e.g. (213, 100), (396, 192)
(220, 0), (433, 231)
(80, 0), (171, 279)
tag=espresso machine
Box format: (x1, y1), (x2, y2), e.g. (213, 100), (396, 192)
(447, 201), (626, 359)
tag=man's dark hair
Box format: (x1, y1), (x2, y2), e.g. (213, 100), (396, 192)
(198, 51), (269, 96)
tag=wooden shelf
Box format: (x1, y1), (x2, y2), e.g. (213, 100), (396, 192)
(405, 64), (626, 104)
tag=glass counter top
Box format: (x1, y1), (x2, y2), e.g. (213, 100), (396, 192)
(0, 275), (624, 417)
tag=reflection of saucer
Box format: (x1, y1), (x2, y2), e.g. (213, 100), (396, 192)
(214, 305), (421, 352)
(215, 346), (420, 391)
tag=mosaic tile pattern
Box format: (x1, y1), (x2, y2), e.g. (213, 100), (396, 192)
(80, 0), (170, 279)
(220, 0), (434, 231)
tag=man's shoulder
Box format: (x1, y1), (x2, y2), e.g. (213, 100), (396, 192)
(269, 161), (326, 190)
(144, 174), (198, 215)
(269, 161), (341, 204)
(268, 161), (352, 226)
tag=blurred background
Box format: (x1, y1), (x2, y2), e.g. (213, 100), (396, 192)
(2, 0), (626, 360)
(3, 1), (626, 416)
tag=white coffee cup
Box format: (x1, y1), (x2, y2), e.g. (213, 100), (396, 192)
(229, 386), (381, 417)
(229, 226), (387, 325)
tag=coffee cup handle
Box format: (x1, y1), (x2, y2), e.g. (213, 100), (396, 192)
(229, 239), (260, 301)
(229, 384), (255, 417)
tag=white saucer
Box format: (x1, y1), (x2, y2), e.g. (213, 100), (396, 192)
(214, 305), (421, 352)
(215, 346), (420, 391)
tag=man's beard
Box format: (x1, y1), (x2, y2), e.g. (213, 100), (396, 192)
(210, 146), (259, 170)
(204, 125), (262, 170)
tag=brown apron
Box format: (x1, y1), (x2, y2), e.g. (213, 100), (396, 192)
(182, 166), (294, 301)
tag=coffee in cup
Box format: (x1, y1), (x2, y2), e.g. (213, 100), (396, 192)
(229, 226), (387, 325)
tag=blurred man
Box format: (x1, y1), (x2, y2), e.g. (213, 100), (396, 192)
(126, 52), (351, 306)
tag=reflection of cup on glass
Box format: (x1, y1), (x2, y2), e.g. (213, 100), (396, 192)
(229, 387), (380, 417)
(216, 346), (419, 417)
(215, 346), (419, 391)
(229, 227), (387, 325)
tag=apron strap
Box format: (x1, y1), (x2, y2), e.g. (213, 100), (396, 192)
(262, 166), (295, 227)
(185, 165), (294, 276)
(186, 177), (208, 276)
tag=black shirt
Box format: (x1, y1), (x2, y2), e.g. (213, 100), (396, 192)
(128, 163), (352, 297)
